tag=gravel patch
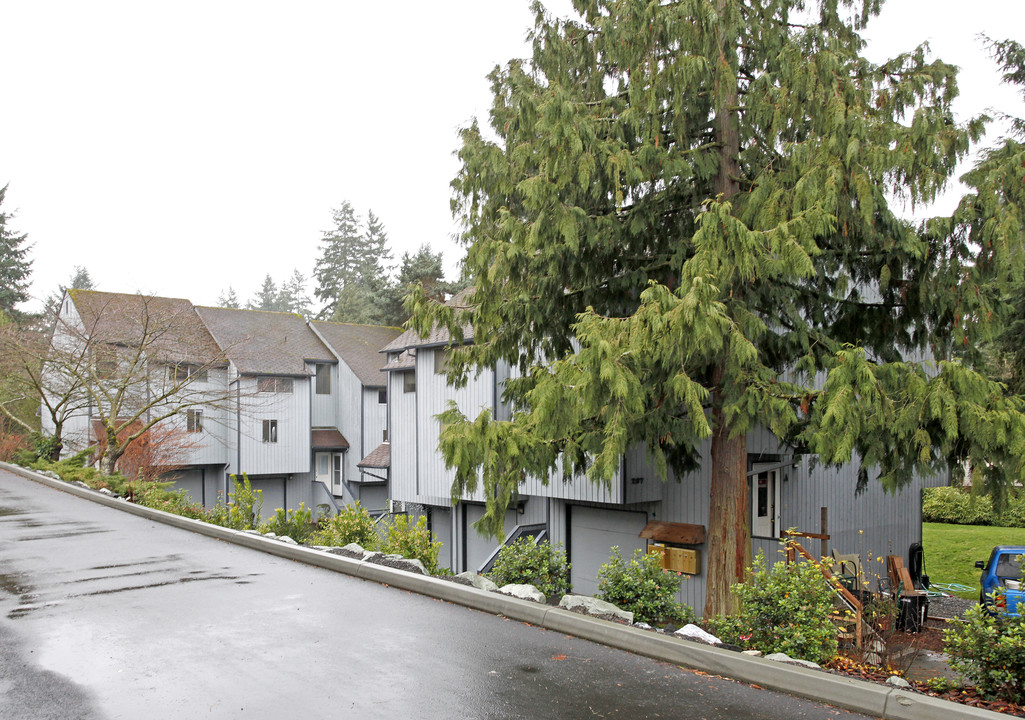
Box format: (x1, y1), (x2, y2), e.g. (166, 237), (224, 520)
(929, 593), (976, 619)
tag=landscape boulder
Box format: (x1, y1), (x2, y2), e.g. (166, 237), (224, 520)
(559, 595), (633, 624)
(452, 572), (499, 592)
(366, 554), (428, 575)
(674, 624), (722, 646)
(499, 584), (546, 603)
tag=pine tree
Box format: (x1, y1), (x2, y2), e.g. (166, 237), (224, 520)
(278, 269), (313, 318)
(412, 1), (1025, 615)
(248, 275), (283, 312)
(313, 201), (363, 318)
(0, 184), (32, 316)
(217, 286), (241, 309)
(44, 266), (94, 318)
(313, 201), (394, 323)
(378, 244), (452, 326)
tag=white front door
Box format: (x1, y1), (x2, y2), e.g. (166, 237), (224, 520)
(751, 466), (780, 538)
(315, 452), (331, 488)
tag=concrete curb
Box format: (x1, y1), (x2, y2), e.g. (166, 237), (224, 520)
(3, 462), (1005, 720)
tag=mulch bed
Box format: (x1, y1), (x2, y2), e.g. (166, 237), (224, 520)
(824, 624), (1025, 718)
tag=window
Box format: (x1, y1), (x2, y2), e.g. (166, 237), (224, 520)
(332, 453), (342, 487)
(403, 371), (416, 394)
(378, 389), (387, 404)
(95, 360), (117, 379)
(262, 419), (278, 443)
(315, 364), (331, 395)
(186, 409), (203, 433)
(257, 377), (294, 393)
(169, 363), (207, 383)
(435, 349), (450, 375)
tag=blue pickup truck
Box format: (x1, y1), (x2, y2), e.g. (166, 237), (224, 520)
(975, 545), (1024, 617)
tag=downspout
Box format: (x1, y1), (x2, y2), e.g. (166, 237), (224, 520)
(359, 386), (365, 504)
(415, 369), (420, 497)
(233, 369), (242, 499)
(308, 367), (315, 502)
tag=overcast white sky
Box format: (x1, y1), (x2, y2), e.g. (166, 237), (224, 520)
(2, 1), (1023, 314)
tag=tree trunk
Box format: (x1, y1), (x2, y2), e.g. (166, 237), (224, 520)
(704, 405), (751, 616)
(703, 3), (747, 618)
(46, 419), (64, 461)
(100, 426), (123, 476)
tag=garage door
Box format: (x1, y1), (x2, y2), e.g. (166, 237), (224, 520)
(250, 478), (286, 521)
(569, 506), (648, 597)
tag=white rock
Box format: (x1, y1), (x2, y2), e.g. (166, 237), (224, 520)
(765, 652), (821, 669)
(886, 676), (911, 689)
(674, 624), (722, 646)
(99, 488), (115, 496)
(400, 558), (429, 575)
(277, 536), (298, 545)
(634, 622), (653, 630)
(499, 583), (546, 603)
(454, 572), (500, 592)
(742, 650), (763, 657)
(341, 543), (366, 554)
(263, 532), (277, 538)
(559, 594), (633, 624)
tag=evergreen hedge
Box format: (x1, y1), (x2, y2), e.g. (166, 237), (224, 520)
(922, 486), (1025, 527)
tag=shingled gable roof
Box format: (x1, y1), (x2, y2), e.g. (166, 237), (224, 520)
(379, 287), (476, 354)
(310, 321), (402, 387)
(358, 441), (390, 469)
(195, 306), (335, 376)
(66, 290), (224, 366)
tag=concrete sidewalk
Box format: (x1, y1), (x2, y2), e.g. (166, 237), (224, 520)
(2, 462), (1005, 720)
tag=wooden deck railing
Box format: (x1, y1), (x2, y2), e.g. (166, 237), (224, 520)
(783, 535), (864, 649)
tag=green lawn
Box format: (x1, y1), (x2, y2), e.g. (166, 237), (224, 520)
(923, 522), (1025, 599)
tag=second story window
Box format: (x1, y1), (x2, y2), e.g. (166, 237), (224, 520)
(94, 359), (118, 379)
(262, 419), (278, 443)
(315, 364), (331, 395)
(186, 409), (203, 433)
(169, 363), (207, 383)
(435, 349), (450, 375)
(378, 389), (387, 404)
(403, 371), (416, 394)
(257, 377), (294, 393)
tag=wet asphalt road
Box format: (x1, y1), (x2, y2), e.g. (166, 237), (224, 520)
(0, 470), (875, 720)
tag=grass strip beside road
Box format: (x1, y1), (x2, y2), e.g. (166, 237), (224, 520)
(923, 522), (1025, 600)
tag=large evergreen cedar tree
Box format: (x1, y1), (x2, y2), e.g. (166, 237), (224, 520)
(409, 0), (1025, 615)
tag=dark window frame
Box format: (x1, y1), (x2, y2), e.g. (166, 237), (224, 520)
(262, 419), (278, 443)
(257, 377), (294, 394)
(315, 364), (331, 395)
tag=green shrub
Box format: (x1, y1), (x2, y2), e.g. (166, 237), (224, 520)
(706, 548), (839, 665)
(311, 501), (379, 549)
(944, 602), (1025, 704)
(996, 493), (1025, 528)
(259, 503), (315, 542)
(205, 474), (262, 530)
(487, 538), (571, 598)
(381, 514), (442, 575)
(596, 547), (693, 625)
(139, 489), (210, 521)
(922, 486), (996, 525)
